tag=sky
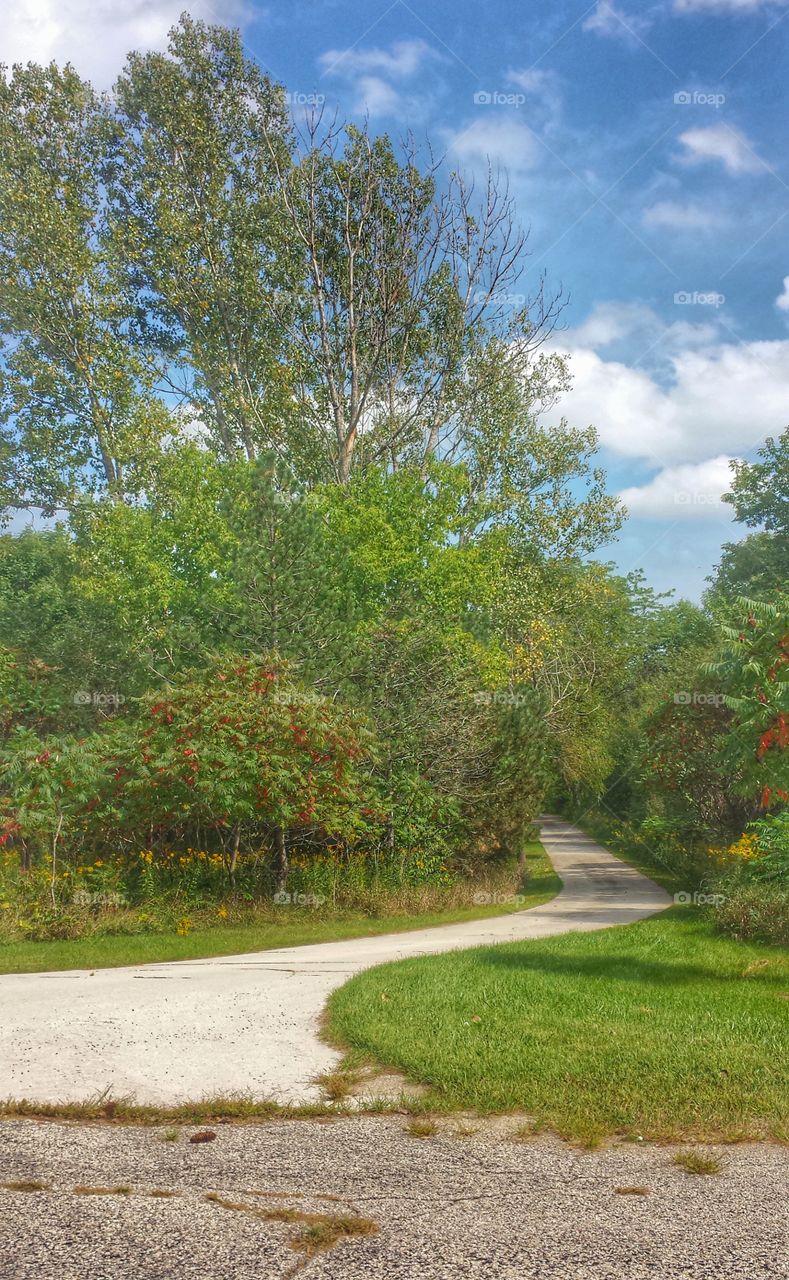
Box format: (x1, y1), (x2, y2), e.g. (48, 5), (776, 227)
(3, 0), (789, 599)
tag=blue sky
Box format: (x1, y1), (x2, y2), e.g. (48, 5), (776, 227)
(4, 0), (789, 598)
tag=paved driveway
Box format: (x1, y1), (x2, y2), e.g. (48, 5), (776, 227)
(0, 818), (671, 1104)
(0, 1117), (785, 1280)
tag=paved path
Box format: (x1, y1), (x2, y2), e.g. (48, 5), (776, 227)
(1, 1118), (786, 1279)
(0, 818), (671, 1104)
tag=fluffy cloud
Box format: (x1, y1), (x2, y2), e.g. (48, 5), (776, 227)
(674, 0), (787, 11)
(318, 39), (438, 80)
(552, 303), (789, 469)
(317, 38), (441, 119)
(642, 200), (727, 231)
(677, 124), (763, 174)
(506, 67), (562, 117)
(0, 0), (249, 87)
(448, 117), (538, 177)
(776, 276), (789, 311)
(619, 456), (736, 520)
(582, 3), (651, 39)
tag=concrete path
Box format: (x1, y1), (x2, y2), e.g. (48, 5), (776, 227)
(0, 818), (671, 1104)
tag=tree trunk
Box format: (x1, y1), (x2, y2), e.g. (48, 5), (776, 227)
(228, 827), (241, 889)
(274, 826), (288, 896)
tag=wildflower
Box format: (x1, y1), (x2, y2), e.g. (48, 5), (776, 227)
(217, 906), (228, 919)
(176, 917), (193, 937)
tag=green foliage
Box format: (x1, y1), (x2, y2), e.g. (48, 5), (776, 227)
(1, 13), (781, 941)
(0, 62), (168, 510)
(707, 594), (789, 809)
(113, 15), (298, 464)
(712, 429), (789, 599)
(110, 655), (375, 852)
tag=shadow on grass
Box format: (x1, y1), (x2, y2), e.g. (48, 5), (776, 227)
(476, 945), (784, 989)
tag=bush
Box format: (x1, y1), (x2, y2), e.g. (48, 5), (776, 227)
(712, 883), (789, 947)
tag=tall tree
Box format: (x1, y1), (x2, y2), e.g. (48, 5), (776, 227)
(0, 62), (167, 513)
(712, 429), (789, 599)
(112, 16), (299, 466)
(266, 119), (564, 483)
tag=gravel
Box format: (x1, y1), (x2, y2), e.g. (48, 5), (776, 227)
(0, 1116), (786, 1279)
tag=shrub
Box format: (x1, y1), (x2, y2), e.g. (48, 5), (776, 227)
(712, 883), (789, 947)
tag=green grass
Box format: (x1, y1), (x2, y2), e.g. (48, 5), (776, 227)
(0, 844), (560, 973)
(327, 909), (789, 1145)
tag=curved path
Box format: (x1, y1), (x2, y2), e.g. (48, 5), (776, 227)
(0, 818), (671, 1104)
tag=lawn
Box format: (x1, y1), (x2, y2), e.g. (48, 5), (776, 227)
(327, 908), (789, 1144)
(0, 844), (560, 974)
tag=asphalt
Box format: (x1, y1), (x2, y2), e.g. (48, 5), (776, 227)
(0, 1117), (786, 1279)
(0, 818), (671, 1104)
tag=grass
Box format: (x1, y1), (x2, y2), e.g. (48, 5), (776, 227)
(205, 1191), (378, 1256)
(0, 843), (559, 973)
(0, 1180), (48, 1192)
(326, 909), (789, 1146)
(673, 1151), (722, 1175)
(405, 1118), (437, 1138)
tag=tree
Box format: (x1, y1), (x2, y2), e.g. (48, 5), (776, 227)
(111, 656), (375, 890)
(267, 118), (564, 483)
(217, 457), (357, 687)
(708, 595), (789, 810)
(0, 62), (168, 512)
(113, 16), (298, 465)
(713, 429), (789, 599)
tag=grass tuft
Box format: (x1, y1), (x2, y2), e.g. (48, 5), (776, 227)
(673, 1151), (722, 1176)
(0, 1180), (48, 1192)
(405, 1118), (437, 1138)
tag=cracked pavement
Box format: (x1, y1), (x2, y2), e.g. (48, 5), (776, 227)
(0, 1117), (787, 1279)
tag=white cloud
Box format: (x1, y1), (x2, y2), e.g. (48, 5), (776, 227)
(776, 275), (789, 311)
(506, 67), (562, 117)
(318, 38), (439, 80)
(0, 0), (249, 88)
(448, 117), (538, 177)
(674, 0), (787, 11)
(642, 199), (727, 231)
(351, 75), (404, 117)
(552, 305), (789, 468)
(677, 124), (763, 174)
(619, 456), (736, 520)
(582, 3), (651, 39)
(318, 38), (441, 120)
(562, 301), (719, 356)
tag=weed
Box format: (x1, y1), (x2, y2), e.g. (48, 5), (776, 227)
(673, 1151), (721, 1176)
(405, 1119), (436, 1138)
